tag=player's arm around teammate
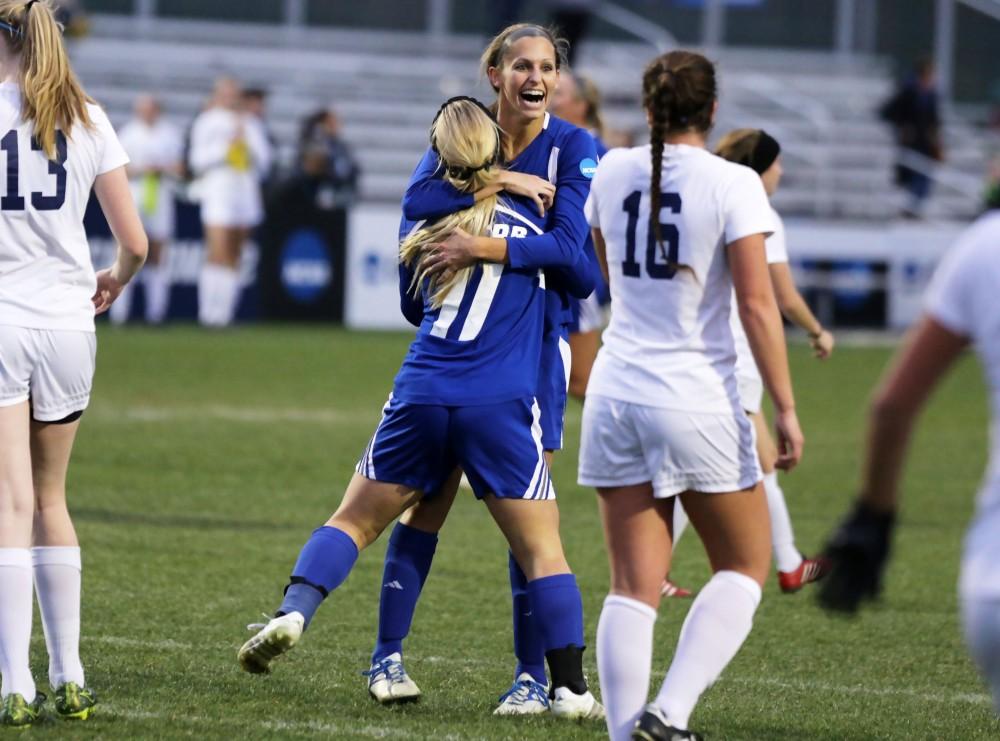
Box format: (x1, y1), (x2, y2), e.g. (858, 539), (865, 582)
(0, 0), (146, 728)
(580, 51), (802, 741)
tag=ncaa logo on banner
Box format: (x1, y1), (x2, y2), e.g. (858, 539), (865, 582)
(281, 229), (332, 303)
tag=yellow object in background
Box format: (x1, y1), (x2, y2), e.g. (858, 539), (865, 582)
(141, 172), (160, 215)
(226, 139), (251, 172)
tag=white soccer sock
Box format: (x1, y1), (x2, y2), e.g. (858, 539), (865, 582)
(0, 549), (35, 701)
(108, 281), (133, 325)
(217, 266), (242, 327)
(763, 472), (802, 573)
(32, 547), (85, 688)
(198, 264), (229, 327)
(597, 595), (657, 741)
(671, 500), (689, 550)
(143, 264), (171, 324)
(653, 570), (762, 730)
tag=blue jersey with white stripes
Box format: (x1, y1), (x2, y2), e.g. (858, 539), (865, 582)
(392, 196), (549, 406)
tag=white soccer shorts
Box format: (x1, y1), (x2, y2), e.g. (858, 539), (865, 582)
(0, 326), (96, 421)
(199, 171), (263, 229)
(578, 394), (762, 498)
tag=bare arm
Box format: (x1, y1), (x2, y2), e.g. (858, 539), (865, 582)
(769, 261), (834, 358)
(591, 227), (609, 285)
(92, 166), (148, 313)
(860, 316), (968, 513)
(730, 234), (803, 470)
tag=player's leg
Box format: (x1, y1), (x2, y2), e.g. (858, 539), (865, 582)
(751, 411), (827, 591)
(455, 398), (602, 720)
(638, 483), (770, 738)
(27, 329), (99, 720)
(595, 483), (674, 741)
(0, 398), (40, 728)
(217, 226), (248, 326)
(198, 224), (232, 327)
(366, 467), (461, 704)
(142, 238), (171, 324)
(239, 399), (449, 674)
(567, 329), (599, 400)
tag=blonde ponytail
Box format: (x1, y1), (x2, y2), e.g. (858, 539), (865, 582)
(0, 0), (93, 160)
(400, 98), (503, 309)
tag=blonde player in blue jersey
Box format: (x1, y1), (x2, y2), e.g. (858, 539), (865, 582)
(238, 97), (603, 720)
(361, 24), (602, 716)
(819, 211), (1000, 715)
(580, 51), (804, 741)
(0, 0), (147, 728)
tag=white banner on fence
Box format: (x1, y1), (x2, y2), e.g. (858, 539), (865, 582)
(346, 205), (414, 330)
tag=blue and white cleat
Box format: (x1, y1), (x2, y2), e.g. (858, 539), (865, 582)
(238, 611), (304, 674)
(494, 672), (550, 716)
(364, 652), (421, 704)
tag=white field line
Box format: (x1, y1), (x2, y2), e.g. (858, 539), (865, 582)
(88, 403), (376, 425)
(82, 635), (992, 708)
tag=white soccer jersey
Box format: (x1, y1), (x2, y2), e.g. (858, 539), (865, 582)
(0, 83), (129, 332)
(118, 117), (182, 240)
(731, 205), (788, 401)
(584, 144), (773, 413)
(924, 211), (1000, 513)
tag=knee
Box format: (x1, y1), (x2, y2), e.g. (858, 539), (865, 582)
(514, 543), (569, 581)
(324, 516), (381, 551)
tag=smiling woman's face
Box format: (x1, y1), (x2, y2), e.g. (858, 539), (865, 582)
(489, 36), (559, 124)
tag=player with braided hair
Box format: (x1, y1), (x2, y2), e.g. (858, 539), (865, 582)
(580, 50), (804, 741)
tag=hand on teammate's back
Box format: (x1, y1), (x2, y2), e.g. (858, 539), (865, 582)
(818, 501), (895, 614)
(423, 228), (478, 276)
(499, 171), (555, 216)
(773, 408), (804, 471)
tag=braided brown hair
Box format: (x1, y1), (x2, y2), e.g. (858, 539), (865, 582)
(642, 51), (716, 261)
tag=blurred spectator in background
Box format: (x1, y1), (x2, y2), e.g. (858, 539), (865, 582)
(552, 70), (608, 155)
(111, 94), (183, 325)
(241, 87), (279, 194)
(189, 76), (271, 327)
(880, 58), (944, 219)
(295, 108), (360, 209)
(985, 157), (1000, 211)
(53, 0), (88, 37)
(549, 0), (597, 65)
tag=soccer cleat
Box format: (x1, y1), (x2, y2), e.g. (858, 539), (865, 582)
(54, 683), (96, 720)
(238, 611), (304, 674)
(0, 692), (46, 728)
(364, 652), (421, 704)
(632, 704), (703, 741)
(660, 578), (693, 599)
(778, 555), (831, 593)
(493, 672), (550, 715)
(550, 686), (605, 720)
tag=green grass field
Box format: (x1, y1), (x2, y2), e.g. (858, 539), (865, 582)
(22, 325), (999, 739)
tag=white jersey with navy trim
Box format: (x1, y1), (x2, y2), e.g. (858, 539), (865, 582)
(924, 211), (1000, 514)
(0, 84), (129, 332)
(584, 144), (773, 413)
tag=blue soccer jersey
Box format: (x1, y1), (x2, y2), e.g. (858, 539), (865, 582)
(392, 196), (550, 407)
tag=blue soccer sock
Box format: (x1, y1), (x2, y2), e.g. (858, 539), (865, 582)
(509, 552), (547, 684)
(527, 573), (587, 694)
(372, 522), (438, 663)
(278, 526), (359, 629)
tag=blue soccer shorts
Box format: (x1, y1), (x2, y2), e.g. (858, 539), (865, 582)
(356, 394), (555, 500)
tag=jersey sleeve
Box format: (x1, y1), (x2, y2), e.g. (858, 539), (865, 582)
(401, 147), (475, 221)
(722, 166), (773, 244)
(924, 240), (978, 337)
(505, 128), (597, 269)
(398, 261), (425, 327)
(764, 209), (788, 264)
(544, 242), (596, 300)
(91, 107), (130, 174)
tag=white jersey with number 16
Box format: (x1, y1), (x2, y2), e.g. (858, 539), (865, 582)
(584, 143), (772, 413)
(0, 83), (129, 333)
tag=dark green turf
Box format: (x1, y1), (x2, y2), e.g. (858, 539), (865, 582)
(23, 325), (998, 739)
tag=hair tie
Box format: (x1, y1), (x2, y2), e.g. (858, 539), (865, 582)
(747, 130), (781, 175)
(24, 0), (38, 15)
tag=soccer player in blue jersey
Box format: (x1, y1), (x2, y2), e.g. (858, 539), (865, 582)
(237, 96), (603, 720)
(363, 24), (602, 716)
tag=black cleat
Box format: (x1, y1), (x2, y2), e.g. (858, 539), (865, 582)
(632, 704), (703, 741)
